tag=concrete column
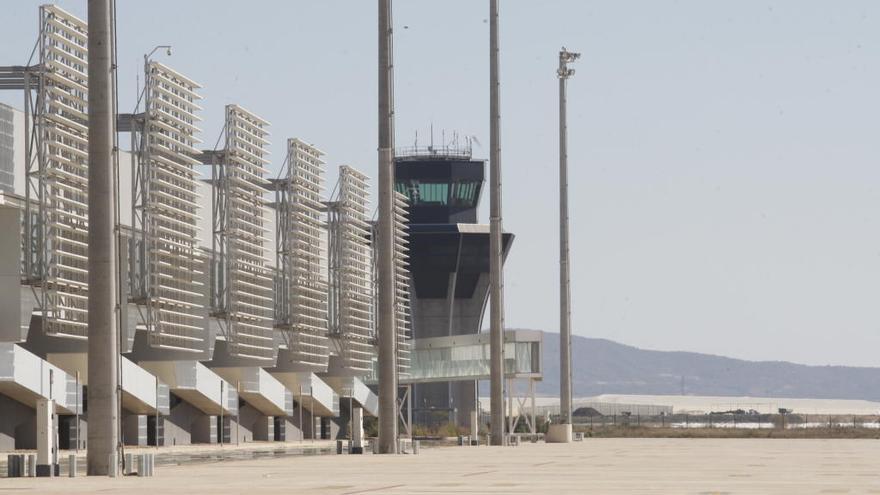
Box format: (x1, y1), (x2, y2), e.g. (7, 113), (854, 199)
(377, 0), (398, 454)
(488, 0), (507, 447)
(351, 407), (364, 454)
(470, 409), (479, 446)
(123, 414), (148, 446)
(86, 0), (120, 476)
(35, 399), (55, 477)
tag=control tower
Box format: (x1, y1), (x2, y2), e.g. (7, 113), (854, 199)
(395, 142), (514, 428)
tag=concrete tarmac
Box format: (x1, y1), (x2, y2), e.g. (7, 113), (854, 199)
(4, 438), (880, 494)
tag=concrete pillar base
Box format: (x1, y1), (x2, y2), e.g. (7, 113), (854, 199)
(546, 424), (573, 443)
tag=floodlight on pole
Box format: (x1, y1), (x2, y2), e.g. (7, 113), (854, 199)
(558, 46), (579, 427)
(146, 45), (172, 61)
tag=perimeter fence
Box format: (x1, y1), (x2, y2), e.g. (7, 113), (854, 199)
(572, 413), (880, 430)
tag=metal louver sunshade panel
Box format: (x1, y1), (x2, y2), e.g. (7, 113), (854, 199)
(393, 192), (412, 375)
(213, 104), (275, 360)
(328, 165), (375, 372)
(28, 5), (90, 338)
(276, 138), (329, 370)
(134, 61), (206, 352)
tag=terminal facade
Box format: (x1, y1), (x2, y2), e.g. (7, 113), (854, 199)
(0, 5), (540, 452)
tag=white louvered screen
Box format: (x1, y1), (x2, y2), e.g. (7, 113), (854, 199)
(214, 104), (275, 360)
(393, 191), (412, 375)
(29, 5), (90, 338)
(328, 166), (374, 372)
(276, 138), (329, 370)
(138, 61), (206, 352)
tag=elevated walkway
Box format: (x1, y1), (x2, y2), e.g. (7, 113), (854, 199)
(0, 343), (80, 414)
(270, 371), (338, 417)
(368, 329), (543, 385)
(140, 360), (237, 415)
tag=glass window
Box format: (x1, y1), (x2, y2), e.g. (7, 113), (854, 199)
(394, 180), (450, 205)
(449, 180), (478, 207)
(419, 182), (448, 204)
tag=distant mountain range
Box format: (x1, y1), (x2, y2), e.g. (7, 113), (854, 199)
(533, 330), (880, 401)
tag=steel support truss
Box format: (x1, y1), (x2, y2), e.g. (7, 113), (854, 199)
(506, 377), (537, 439)
(209, 104), (275, 360)
(397, 383), (412, 438)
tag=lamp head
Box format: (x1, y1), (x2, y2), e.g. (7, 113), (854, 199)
(560, 48), (581, 64)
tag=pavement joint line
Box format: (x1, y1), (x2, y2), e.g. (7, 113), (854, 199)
(340, 484), (406, 494)
(461, 470), (496, 477)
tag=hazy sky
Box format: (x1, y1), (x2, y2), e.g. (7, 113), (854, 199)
(2, 1), (879, 367)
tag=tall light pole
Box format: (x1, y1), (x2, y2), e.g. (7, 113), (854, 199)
(377, 0), (398, 454)
(488, 0), (506, 447)
(558, 47), (579, 433)
(87, 0), (120, 475)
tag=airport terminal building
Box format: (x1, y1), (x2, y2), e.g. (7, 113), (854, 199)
(0, 5), (541, 452)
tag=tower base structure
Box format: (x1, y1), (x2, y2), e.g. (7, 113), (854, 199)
(546, 423), (572, 443)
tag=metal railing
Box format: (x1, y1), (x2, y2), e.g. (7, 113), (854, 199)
(395, 144), (472, 161)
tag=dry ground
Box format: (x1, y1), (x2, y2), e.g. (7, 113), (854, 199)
(4, 438), (880, 494)
(579, 425), (880, 439)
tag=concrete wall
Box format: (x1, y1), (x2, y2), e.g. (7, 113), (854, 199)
(319, 417), (340, 440)
(284, 403), (316, 440)
(122, 413), (147, 446)
(277, 417), (301, 442)
(232, 403), (272, 443)
(224, 414), (294, 444)
(0, 394), (35, 450)
(0, 394), (91, 451)
(411, 273), (489, 339)
(58, 415), (86, 450)
(192, 414), (217, 444)
(164, 398), (212, 446)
